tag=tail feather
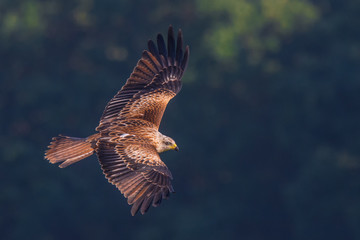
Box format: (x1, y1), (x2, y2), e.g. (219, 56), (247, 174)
(45, 135), (96, 168)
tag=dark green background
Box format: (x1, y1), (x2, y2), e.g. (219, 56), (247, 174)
(1, 0), (360, 239)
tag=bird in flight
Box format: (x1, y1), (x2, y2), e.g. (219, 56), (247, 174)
(45, 26), (189, 216)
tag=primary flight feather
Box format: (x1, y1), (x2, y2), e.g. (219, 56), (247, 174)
(45, 26), (189, 216)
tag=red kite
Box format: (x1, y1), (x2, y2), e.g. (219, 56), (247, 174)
(45, 26), (189, 216)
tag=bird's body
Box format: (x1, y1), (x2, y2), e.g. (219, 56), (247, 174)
(45, 26), (189, 216)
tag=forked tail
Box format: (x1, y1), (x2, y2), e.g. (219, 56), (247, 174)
(45, 134), (99, 168)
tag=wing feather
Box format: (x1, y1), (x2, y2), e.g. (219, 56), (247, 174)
(97, 26), (189, 131)
(147, 40), (161, 66)
(157, 33), (167, 62)
(176, 29), (183, 65)
(96, 139), (174, 216)
(167, 26), (175, 65)
(152, 188), (163, 207)
(181, 46), (190, 71)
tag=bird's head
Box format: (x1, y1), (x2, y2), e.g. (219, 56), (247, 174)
(156, 134), (179, 153)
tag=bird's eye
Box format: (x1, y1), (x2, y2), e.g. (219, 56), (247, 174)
(165, 142), (172, 145)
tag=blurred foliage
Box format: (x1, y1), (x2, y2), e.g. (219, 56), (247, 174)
(1, 0), (360, 240)
(197, 0), (318, 60)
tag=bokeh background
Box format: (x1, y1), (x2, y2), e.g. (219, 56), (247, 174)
(1, 0), (360, 239)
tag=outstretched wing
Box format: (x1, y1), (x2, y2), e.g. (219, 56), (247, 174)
(97, 26), (189, 131)
(96, 137), (174, 216)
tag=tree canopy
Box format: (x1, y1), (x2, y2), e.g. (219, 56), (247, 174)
(1, 0), (360, 239)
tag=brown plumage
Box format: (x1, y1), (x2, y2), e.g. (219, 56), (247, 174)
(45, 26), (189, 216)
